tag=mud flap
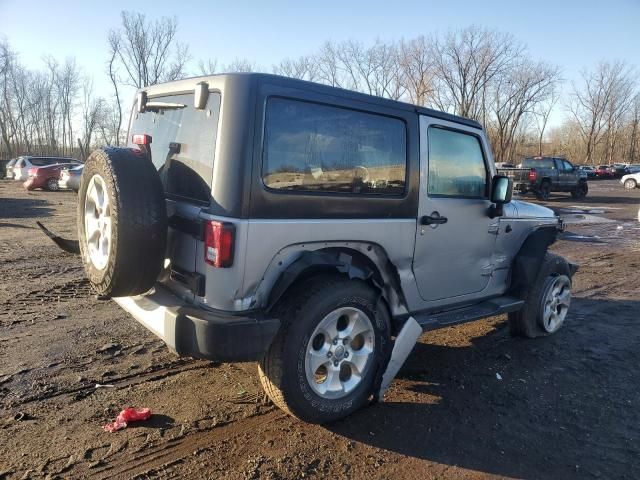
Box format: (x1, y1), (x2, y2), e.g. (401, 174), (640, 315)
(377, 316), (422, 401)
(36, 221), (80, 254)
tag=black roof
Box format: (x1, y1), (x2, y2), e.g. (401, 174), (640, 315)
(161, 72), (483, 130)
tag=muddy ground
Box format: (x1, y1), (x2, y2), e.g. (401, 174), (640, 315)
(1, 179), (639, 479)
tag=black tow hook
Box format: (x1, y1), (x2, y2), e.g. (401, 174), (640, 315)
(36, 221), (80, 255)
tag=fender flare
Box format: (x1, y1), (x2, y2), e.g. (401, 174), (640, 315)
(262, 246), (409, 327)
(509, 226), (577, 294)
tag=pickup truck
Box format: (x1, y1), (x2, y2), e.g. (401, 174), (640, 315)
(498, 156), (588, 200)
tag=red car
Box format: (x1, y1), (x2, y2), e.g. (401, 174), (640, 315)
(595, 165), (614, 178)
(23, 162), (80, 191)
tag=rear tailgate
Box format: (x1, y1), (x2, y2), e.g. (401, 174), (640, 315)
(497, 167), (531, 183)
(128, 90), (221, 302)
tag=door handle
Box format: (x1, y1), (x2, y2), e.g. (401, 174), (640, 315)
(421, 214), (448, 225)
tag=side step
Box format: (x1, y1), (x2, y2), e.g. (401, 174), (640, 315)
(415, 296), (524, 331)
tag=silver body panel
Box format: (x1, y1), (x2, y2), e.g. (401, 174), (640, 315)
(119, 73), (560, 322)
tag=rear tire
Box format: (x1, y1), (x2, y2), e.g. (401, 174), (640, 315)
(78, 148), (167, 297)
(259, 275), (391, 423)
(46, 177), (59, 191)
(570, 181), (588, 198)
(624, 179), (637, 190)
(509, 253), (572, 338)
(535, 181), (551, 201)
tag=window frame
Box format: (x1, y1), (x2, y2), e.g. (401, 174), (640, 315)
(426, 124), (490, 200)
(260, 95), (409, 198)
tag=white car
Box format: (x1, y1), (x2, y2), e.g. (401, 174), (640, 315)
(12, 156), (77, 181)
(621, 172), (640, 189)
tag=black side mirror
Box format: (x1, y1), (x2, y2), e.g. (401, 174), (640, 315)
(489, 175), (513, 218)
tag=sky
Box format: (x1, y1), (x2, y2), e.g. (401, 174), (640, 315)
(1, 0), (639, 127)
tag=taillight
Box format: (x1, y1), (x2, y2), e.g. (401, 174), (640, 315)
(528, 168), (537, 181)
(204, 221), (235, 268)
(132, 134), (152, 145)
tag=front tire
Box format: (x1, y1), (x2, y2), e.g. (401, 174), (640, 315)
(509, 253), (572, 338)
(570, 181), (588, 198)
(624, 178), (637, 190)
(259, 275), (391, 423)
(46, 177), (59, 191)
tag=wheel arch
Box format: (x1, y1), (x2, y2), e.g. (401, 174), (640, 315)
(257, 243), (409, 330)
(508, 226), (577, 295)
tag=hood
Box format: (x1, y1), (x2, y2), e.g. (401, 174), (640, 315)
(510, 200), (556, 219)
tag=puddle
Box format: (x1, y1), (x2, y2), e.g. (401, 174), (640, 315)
(561, 232), (605, 244)
(560, 213), (615, 225)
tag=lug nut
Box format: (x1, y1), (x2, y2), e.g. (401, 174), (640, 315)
(332, 339), (338, 345)
(342, 338), (349, 345)
(327, 351), (332, 358)
(333, 361), (339, 367)
(344, 351), (349, 358)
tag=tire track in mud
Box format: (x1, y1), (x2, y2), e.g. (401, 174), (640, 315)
(89, 409), (286, 479)
(5, 359), (215, 407)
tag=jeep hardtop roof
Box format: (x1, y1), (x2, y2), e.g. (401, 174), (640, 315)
(140, 72), (482, 130)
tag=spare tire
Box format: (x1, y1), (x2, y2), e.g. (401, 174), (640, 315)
(78, 147), (167, 297)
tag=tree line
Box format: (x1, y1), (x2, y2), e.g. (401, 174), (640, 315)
(1, 12), (638, 166)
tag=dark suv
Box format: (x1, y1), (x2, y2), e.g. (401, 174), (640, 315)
(499, 156), (588, 200)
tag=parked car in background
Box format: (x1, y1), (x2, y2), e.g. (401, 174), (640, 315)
(497, 156), (588, 200)
(23, 163), (80, 191)
(625, 164), (640, 174)
(595, 165), (614, 178)
(12, 156), (78, 181)
(621, 172), (640, 190)
(611, 164), (627, 177)
(4, 158), (18, 179)
(578, 165), (597, 178)
(59, 164), (84, 191)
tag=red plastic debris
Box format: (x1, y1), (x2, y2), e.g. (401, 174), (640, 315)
(103, 407), (152, 432)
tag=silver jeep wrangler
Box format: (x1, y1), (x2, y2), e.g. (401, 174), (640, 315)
(72, 73), (576, 423)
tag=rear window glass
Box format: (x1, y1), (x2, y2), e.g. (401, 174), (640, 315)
(129, 92), (221, 204)
(262, 97), (407, 195)
(30, 158), (60, 166)
(522, 158), (556, 169)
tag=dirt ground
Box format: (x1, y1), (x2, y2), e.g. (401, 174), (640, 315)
(1, 179), (639, 480)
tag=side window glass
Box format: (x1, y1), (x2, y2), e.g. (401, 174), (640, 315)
(563, 161), (573, 171)
(427, 127), (487, 198)
(262, 98), (407, 195)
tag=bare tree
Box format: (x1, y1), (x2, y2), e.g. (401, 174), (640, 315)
(490, 60), (561, 162)
(429, 26), (524, 120)
(568, 61), (635, 164)
(273, 55), (318, 81)
(197, 58), (219, 76)
(398, 36), (434, 106)
(77, 79), (105, 159)
(628, 94), (640, 163)
(108, 11), (190, 89)
(224, 58), (257, 73)
(533, 87), (559, 156)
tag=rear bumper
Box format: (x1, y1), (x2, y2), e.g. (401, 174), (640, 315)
(113, 285), (280, 362)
